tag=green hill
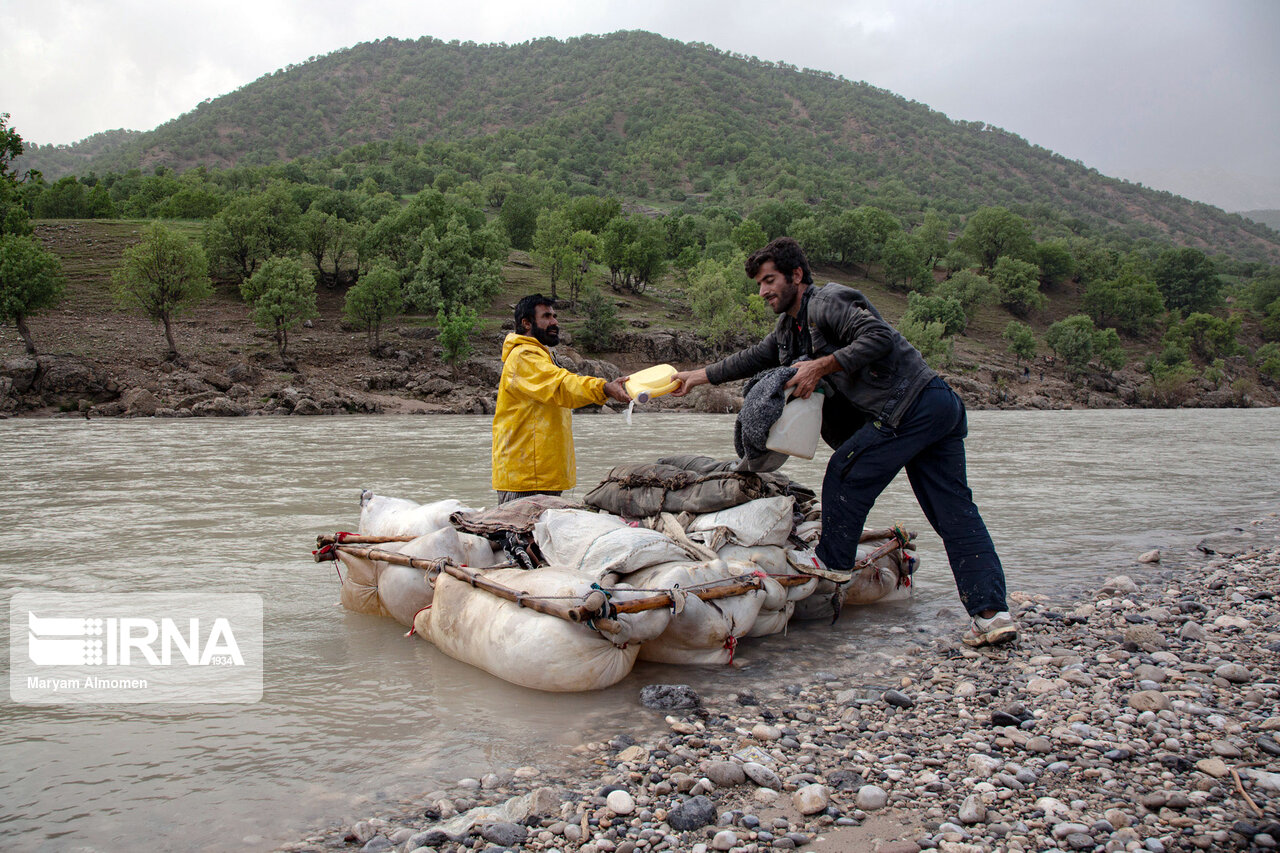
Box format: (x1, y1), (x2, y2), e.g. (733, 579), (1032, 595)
(17, 30), (1279, 264)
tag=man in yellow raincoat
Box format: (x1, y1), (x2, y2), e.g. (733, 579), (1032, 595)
(492, 294), (629, 503)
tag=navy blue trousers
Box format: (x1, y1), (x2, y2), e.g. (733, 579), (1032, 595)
(814, 377), (1008, 616)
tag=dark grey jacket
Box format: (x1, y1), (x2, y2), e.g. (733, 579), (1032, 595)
(706, 282), (937, 429)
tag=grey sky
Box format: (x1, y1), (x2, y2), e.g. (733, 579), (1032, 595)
(2, 0), (1276, 211)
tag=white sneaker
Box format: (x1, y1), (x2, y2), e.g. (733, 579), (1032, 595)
(962, 611), (1018, 647)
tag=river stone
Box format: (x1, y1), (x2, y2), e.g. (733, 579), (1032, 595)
(480, 822), (527, 847)
(1026, 736), (1054, 753)
(792, 784), (830, 815)
(1214, 663), (1252, 683)
(703, 760), (746, 787)
(752, 723), (782, 741)
(1105, 808), (1133, 828)
(1037, 797), (1071, 818)
(1124, 624), (1165, 651)
(607, 789), (636, 815)
(1129, 690), (1172, 712)
(1099, 575), (1139, 595)
(1196, 528), (1260, 556)
(712, 829), (738, 851)
(967, 754), (1002, 777)
(618, 745), (648, 763)
(1053, 822), (1091, 839)
(640, 684), (701, 710)
(292, 397), (323, 415)
(1247, 769), (1280, 792)
(359, 839), (392, 853)
(883, 689), (915, 708)
(1133, 664), (1167, 683)
(743, 762), (782, 789)
(1138, 549), (1161, 563)
(855, 785), (888, 810)
(1180, 621), (1207, 641)
(1196, 758), (1230, 778)
(667, 795), (716, 831)
(958, 794), (987, 825)
(410, 828), (455, 848)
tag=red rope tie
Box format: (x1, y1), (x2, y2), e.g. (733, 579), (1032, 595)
(336, 531), (355, 543)
(404, 604), (433, 637)
(723, 634), (738, 664)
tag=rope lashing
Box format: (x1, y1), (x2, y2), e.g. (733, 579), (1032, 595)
(404, 604), (433, 637)
(723, 634), (738, 664)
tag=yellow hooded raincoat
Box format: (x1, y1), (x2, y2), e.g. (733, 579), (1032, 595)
(491, 333), (607, 492)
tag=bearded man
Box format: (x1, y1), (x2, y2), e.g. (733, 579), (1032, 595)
(491, 293), (629, 504)
(673, 238), (1016, 647)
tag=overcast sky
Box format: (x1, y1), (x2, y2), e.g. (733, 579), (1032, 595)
(2, 0), (1277, 212)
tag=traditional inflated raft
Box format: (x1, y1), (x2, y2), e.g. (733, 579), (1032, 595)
(314, 459), (918, 691)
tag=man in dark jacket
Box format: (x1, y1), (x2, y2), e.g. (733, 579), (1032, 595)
(673, 237), (1015, 647)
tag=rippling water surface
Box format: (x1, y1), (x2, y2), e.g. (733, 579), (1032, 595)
(1, 409), (1277, 850)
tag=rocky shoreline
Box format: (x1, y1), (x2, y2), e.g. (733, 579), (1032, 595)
(2, 342), (1275, 420)
(277, 518), (1280, 853)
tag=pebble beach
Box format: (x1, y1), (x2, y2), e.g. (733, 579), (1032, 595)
(281, 517), (1280, 853)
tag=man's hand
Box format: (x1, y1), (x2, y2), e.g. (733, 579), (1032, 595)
(603, 377), (630, 403)
(672, 368), (709, 397)
(785, 355), (840, 398)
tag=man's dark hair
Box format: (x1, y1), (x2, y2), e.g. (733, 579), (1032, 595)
(514, 293), (554, 332)
(745, 237), (813, 285)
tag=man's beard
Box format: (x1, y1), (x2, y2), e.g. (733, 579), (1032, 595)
(531, 325), (560, 346)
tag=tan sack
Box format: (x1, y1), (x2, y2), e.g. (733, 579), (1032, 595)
(533, 509), (628, 567)
(415, 567), (671, 692)
(688, 496), (795, 548)
(358, 492), (474, 537)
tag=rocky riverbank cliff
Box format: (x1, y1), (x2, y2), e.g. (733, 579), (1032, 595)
(2, 325), (1275, 421)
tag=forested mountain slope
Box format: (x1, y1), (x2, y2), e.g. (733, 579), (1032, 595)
(17, 30), (1279, 262)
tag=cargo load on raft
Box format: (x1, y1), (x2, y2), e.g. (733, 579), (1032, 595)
(313, 455), (918, 692)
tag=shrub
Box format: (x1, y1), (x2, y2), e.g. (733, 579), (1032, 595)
(1002, 320), (1036, 362)
(903, 292), (966, 336)
(575, 285), (621, 352)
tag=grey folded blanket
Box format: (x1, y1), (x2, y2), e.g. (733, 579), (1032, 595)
(734, 366), (795, 473)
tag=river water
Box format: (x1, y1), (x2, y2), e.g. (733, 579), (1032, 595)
(1, 409), (1278, 851)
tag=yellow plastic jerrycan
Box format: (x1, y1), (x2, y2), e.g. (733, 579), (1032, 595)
(624, 364), (680, 402)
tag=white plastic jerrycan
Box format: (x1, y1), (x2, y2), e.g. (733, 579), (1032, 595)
(624, 363), (680, 402)
(765, 387), (824, 459)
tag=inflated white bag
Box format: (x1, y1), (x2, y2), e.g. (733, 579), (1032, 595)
(627, 560), (764, 665)
(717, 544), (819, 604)
(790, 544), (913, 621)
(337, 527), (502, 627)
(359, 492), (474, 537)
(533, 509), (628, 567)
(577, 527), (690, 578)
(688, 496), (795, 547)
(415, 567), (671, 692)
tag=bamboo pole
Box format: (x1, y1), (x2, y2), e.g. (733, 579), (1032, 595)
(316, 533), (418, 546)
(328, 544), (599, 625)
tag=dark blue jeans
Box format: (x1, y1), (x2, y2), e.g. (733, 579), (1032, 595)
(815, 377), (1007, 616)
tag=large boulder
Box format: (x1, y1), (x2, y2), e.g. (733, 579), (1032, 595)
(121, 387), (160, 417)
(191, 396), (246, 417)
(2, 357), (39, 394)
